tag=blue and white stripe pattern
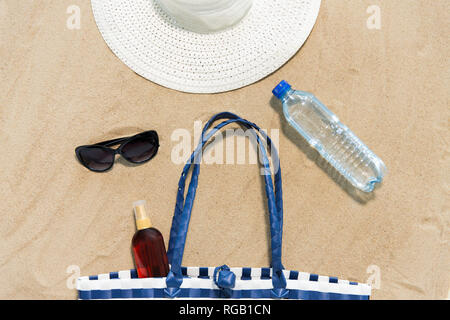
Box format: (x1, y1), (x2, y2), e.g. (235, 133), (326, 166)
(77, 267), (371, 300)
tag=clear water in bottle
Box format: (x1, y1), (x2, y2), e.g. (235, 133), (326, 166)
(273, 80), (386, 192)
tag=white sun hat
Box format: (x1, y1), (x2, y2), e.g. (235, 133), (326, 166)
(91, 0), (321, 93)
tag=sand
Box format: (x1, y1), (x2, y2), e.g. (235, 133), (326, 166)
(0, 0), (448, 299)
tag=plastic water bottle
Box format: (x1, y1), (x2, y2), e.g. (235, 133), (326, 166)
(273, 80), (386, 192)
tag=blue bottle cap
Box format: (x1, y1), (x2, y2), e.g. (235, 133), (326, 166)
(272, 80), (292, 99)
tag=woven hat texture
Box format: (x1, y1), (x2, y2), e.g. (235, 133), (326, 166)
(91, 0), (321, 93)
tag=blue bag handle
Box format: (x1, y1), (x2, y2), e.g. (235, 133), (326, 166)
(168, 112), (284, 260)
(165, 113), (288, 299)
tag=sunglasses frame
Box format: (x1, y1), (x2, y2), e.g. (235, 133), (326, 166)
(75, 130), (159, 172)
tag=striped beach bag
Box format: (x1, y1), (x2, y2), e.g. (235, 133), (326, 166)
(77, 112), (371, 300)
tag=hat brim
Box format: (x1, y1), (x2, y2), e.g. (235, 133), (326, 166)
(91, 0), (321, 94)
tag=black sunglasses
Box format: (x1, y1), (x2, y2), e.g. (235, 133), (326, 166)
(75, 130), (159, 172)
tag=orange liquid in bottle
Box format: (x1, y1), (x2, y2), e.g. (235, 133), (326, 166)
(132, 227), (169, 278)
(132, 200), (169, 278)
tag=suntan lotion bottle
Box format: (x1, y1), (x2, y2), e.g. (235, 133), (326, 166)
(132, 200), (169, 278)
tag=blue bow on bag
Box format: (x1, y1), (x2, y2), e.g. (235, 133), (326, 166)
(213, 265), (236, 298)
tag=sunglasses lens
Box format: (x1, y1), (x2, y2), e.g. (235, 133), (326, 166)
(121, 136), (158, 163)
(78, 147), (115, 171)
